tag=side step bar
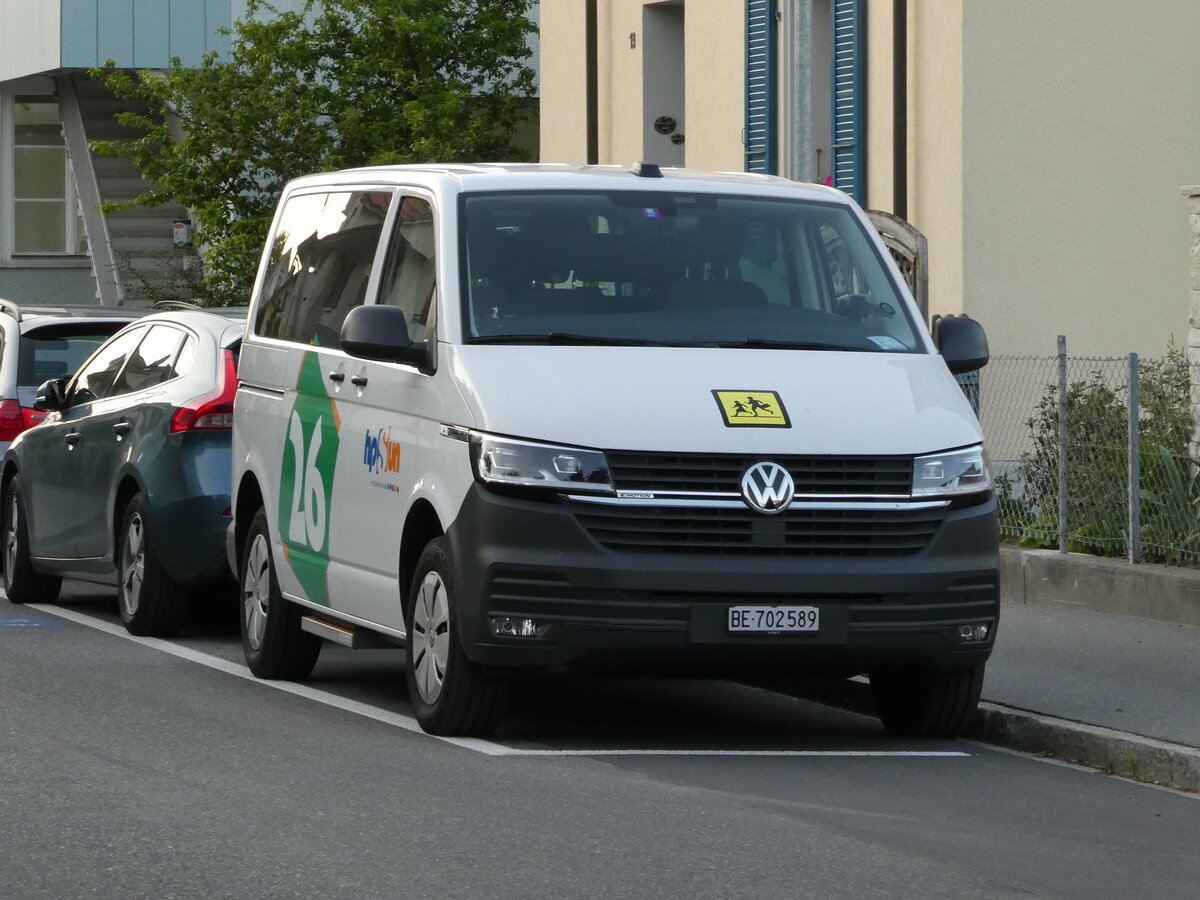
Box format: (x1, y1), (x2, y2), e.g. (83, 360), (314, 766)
(301, 616), (401, 649)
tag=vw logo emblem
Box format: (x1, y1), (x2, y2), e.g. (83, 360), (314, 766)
(740, 462), (794, 515)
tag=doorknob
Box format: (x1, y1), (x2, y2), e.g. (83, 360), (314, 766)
(113, 422), (131, 437)
(65, 432), (81, 446)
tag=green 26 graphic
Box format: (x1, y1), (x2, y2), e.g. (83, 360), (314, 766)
(278, 353), (340, 606)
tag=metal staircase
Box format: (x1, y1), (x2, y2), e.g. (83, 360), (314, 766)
(58, 73), (196, 307)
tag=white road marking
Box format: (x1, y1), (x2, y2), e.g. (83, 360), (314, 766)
(24, 601), (970, 759)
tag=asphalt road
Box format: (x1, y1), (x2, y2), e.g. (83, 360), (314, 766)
(2, 582), (1197, 900)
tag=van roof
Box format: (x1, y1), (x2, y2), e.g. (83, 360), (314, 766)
(282, 162), (847, 202)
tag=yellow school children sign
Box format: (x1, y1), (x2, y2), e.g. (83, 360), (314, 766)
(712, 390), (790, 427)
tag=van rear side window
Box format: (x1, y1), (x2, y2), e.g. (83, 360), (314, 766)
(255, 190), (393, 348)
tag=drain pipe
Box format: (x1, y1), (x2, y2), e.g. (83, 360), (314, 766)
(586, 0), (599, 164)
(893, 0), (908, 218)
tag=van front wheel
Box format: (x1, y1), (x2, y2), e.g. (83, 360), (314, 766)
(870, 663), (985, 738)
(239, 508), (321, 680)
(406, 537), (507, 737)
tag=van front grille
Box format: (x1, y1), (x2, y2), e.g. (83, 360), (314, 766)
(572, 503), (942, 556)
(605, 452), (912, 496)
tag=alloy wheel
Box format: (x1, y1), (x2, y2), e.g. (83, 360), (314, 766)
(410, 571), (451, 705)
(120, 512), (146, 618)
(242, 532), (271, 652)
(4, 490), (19, 583)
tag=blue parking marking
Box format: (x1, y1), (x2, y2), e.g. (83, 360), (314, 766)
(0, 615), (61, 628)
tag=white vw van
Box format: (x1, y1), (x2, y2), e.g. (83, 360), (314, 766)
(230, 163), (997, 738)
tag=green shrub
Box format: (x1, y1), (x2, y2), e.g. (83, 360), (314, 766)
(999, 344), (1200, 564)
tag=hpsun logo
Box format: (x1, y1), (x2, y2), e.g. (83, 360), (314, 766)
(740, 462), (795, 515)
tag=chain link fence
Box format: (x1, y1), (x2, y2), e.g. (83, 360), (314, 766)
(979, 337), (1200, 566)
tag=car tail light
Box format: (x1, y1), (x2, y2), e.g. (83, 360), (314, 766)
(170, 350), (237, 433)
(0, 400), (25, 441)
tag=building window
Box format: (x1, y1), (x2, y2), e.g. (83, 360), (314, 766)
(8, 96), (86, 257)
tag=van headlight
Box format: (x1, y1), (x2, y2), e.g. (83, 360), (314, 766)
(911, 445), (991, 497)
(473, 435), (614, 493)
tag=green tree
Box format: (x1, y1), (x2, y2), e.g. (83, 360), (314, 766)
(92, 0), (536, 306)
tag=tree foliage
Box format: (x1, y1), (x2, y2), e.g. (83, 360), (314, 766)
(92, 0), (536, 306)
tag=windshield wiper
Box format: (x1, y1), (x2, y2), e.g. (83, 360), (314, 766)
(708, 339), (870, 351)
(469, 332), (670, 347)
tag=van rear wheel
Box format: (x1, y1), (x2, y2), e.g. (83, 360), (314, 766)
(406, 537), (507, 737)
(870, 663), (985, 738)
(239, 508), (321, 680)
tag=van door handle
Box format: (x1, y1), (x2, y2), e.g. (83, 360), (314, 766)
(112, 422), (131, 437)
(328, 371), (345, 383)
(65, 432), (81, 446)
(351, 375), (368, 387)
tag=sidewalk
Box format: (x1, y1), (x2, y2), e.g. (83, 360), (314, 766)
(789, 547), (1200, 791)
(966, 547), (1200, 791)
(976, 596), (1200, 791)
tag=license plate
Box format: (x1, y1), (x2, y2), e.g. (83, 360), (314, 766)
(727, 605), (819, 633)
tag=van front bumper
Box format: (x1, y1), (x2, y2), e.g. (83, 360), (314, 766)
(447, 484), (1000, 677)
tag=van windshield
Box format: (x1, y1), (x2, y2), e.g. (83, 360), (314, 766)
(461, 191), (923, 352)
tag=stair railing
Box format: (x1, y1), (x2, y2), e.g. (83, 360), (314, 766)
(57, 74), (124, 307)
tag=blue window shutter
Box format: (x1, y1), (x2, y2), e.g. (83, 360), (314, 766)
(832, 0), (867, 203)
(745, 0), (777, 174)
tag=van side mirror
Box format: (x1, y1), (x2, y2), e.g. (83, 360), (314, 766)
(34, 378), (67, 412)
(932, 315), (989, 374)
(340, 305), (436, 373)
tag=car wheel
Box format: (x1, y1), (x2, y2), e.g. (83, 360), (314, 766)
(870, 663), (985, 738)
(406, 536), (507, 736)
(239, 507), (320, 680)
(117, 494), (191, 636)
(2, 475), (61, 605)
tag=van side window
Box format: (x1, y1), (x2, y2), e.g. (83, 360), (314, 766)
(377, 197), (436, 341)
(255, 190), (392, 348)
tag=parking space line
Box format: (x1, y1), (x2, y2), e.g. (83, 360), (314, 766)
(25, 601), (971, 759)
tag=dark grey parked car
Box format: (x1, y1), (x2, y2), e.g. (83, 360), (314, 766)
(2, 308), (246, 636)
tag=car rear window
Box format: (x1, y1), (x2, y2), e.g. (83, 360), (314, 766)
(18, 322), (130, 388)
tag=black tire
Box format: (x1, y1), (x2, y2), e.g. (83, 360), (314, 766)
(239, 508), (320, 680)
(117, 494), (192, 636)
(2, 475), (61, 605)
(406, 537), (507, 736)
(870, 663), (985, 738)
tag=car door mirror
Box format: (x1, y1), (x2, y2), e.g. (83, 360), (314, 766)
(340, 305), (435, 373)
(932, 315), (989, 374)
(33, 378), (68, 412)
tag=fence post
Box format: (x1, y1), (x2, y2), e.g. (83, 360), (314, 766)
(1128, 353), (1140, 563)
(1057, 335), (1069, 553)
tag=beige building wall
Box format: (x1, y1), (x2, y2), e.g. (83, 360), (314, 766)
(538, 0), (590, 162)
(541, 1), (1200, 359)
(961, 0), (1200, 358)
(539, 0), (743, 170)
(865, 1), (965, 323)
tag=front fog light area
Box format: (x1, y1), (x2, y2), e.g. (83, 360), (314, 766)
(473, 434), (613, 493)
(912, 445), (991, 497)
(958, 623), (991, 642)
(489, 616), (551, 638)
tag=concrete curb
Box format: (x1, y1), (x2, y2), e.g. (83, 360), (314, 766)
(973, 702), (1200, 793)
(1000, 546), (1200, 627)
